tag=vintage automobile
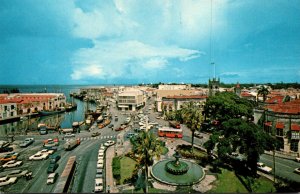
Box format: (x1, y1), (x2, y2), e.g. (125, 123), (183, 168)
(2, 160), (23, 168)
(29, 153), (49, 161)
(0, 176), (17, 187)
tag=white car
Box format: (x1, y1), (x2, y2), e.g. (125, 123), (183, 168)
(64, 133), (75, 138)
(29, 153), (49, 160)
(104, 140), (115, 147)
(257, 162), (272, 174)
(98, 152), (104, 158)
(38, 149), (54, 155)
(47, 173), (58, 184)
(296, 157), (300, 162)
(97, 160), (104, 169)
(0, 176), (17, 187)
(99, 144), (106, 150)
(98, 149), (105, 154)
(94, 178), (103, 193)
(2, 160), (23, 168)
(194, 131), (203, 139)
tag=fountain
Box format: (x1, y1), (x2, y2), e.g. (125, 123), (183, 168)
(151, 150), (205, 186)
(165, 151), (189, 175)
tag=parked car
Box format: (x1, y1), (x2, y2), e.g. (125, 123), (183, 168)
(2, 160), (23, 168)
(108, 124), (114, 128)
(47, 163), (58, 173)
(47, 173), (58, 184)
(19, 138), (35, 148)
(194, 131), (203, 139)
(294, 168), (300, 174)
(0, 152), (19, 162)
(38, 149), (54, 155)
(96, 169), (103, 178)
(104, 140), (115, 147)
(6, 169), (30, 178)
(29, 153), (49, 161)
(0, 176), (17, 187)
(94, 178), (103, 193)
(257, 162), (272, 174)
(296, 157), (300, 162)
(49, 154), (61, 163)
(92, 132), (101, 137)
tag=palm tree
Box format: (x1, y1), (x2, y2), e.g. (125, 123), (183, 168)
(257, 86), (270, 102)
(130, 131), (163, 193)
(181, 102), (204, 152)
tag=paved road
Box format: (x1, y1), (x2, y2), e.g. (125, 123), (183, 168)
(260, 153), (300, 182)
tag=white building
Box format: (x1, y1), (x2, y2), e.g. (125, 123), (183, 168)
(0, 100), (18, 119)
(158, 84), (191, 90)
(117, 90), (144, 111)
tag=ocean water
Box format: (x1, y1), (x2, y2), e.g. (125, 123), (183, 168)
(0, 85), (101, 136)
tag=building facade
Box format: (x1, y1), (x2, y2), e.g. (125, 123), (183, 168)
(117, 90), (144, 111)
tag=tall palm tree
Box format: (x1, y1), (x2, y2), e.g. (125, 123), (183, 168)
(257, 86), (270, 102)
(181, 102), (204, 152)
(130, 131), (163, 193)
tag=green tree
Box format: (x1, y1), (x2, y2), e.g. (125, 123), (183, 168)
(257, 86), (270, 102)
(204, 92), (254, 122)
(130, 131), (163, 193)
(204, 118), (272, 175)
(181, 101), (204, 152)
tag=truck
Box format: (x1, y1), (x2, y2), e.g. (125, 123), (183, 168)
(20, 138), (35, 148)
(169, 121), (181, 129)
(64, 138), (80, 151)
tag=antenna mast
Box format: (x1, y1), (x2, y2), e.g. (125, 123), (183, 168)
(210, 0), (216, 79)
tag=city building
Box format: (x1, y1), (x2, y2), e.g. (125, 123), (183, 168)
(208, 78), (220, 97)
(117, 90), (144, 111)
(161, 95), (207, 113)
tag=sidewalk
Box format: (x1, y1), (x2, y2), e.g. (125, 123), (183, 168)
(105, 145), (119, 193)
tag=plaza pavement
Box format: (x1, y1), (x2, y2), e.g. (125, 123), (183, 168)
(105, 136), (217, 193)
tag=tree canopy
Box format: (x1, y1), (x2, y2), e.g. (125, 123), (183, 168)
(204, 92), (254, 122)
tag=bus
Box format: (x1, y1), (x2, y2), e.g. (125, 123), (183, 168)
(158, 127), (183, 138)
(169, 121), (181, 129)
(53, 156), (76, 193)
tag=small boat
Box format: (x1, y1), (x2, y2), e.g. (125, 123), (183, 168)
(65, 103), (77, 112)
(38, 108), (66, 116)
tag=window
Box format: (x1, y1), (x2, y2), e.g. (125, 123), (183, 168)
(291, 131), (300, 139)
(276, 128), (284, 136)
(290, 140), (299, 152)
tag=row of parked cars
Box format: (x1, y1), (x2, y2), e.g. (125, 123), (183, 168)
(94, 140), (115, 193)
(0, 151), (33, 187)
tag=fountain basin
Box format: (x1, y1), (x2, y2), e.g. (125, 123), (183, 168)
(151, 159), (205, 186)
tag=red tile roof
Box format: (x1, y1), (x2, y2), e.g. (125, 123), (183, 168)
(265, 96), (284, 104)
(241, 92), (254, 97)
(276, 122), (285, 129)
(291, 124), (300, 131)
(264, 122), (272, 127)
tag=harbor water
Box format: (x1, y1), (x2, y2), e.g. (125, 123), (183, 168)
(0, 85), (98, 137)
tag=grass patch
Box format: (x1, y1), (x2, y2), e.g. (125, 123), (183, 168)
(120, 156), (137, 184)
(210, 168), (276, 193)
(210, 168), (248, 193)
(253, 177), (276, 193)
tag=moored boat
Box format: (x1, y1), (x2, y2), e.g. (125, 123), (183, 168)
(38, 107), (66, 116)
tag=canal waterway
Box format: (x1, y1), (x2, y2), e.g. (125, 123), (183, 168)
(0, 85), (99, 137)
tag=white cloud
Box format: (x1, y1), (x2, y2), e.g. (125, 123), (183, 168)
(71, 65), (104, 80)
(71, 40), (201, 80)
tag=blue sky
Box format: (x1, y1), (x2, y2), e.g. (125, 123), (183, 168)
(0, 0), (299, 85)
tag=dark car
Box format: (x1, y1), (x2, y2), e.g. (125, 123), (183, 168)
(108, 124), (114, 128)
(47, 163), (59, 173)
(49, 154), (61, 163)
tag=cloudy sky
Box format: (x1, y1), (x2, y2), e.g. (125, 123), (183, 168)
(0, 0), (299, 85)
